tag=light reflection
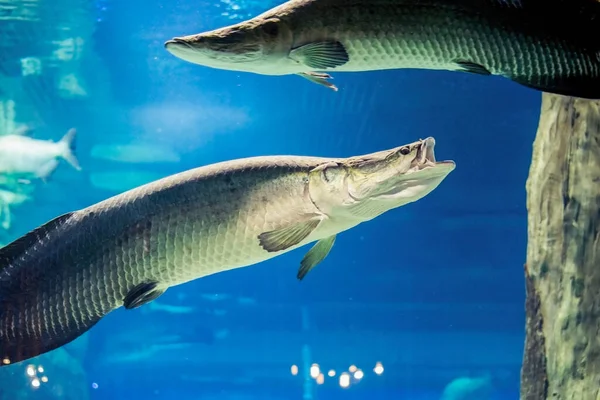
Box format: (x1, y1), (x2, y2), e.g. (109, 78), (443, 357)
(37, 366), (44, 373)
(316, 373), (324, 385)
(31, 378), (40, 388)
(310, 363), (320, 379)
(339, 372), (351, 388)
(26, 365), (35, 377)
(41, 376), (48, 383)
(291, 358), (387, 387)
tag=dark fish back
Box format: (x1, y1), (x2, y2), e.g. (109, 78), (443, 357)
(0, 212), (100, 365)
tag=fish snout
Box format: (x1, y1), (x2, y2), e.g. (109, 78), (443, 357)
(165, 37), (196, 49)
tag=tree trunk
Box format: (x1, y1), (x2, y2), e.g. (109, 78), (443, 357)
(521, 94), (600, 399)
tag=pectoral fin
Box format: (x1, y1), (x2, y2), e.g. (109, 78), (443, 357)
(297, 235), (336, 281)
(297, 72), (339, 91)
(454, 60), (491, 76)
(290, 41), (349, 70)
(124, 282), (166, 310)
(258, 215), (323, 252)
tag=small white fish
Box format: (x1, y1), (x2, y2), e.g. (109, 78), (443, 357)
(0, 189), (31, 230)
(0, 128), (80, 181)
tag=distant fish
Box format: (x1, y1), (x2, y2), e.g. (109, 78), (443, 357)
(0, 128), (80, 181)
(0, 189), (32, 230)
(90, 143), (181, 164)
(441, 374), (494, 400)
(165, 0), (600, 98)
(141, 301), (195, 315)
(0, 137), (454, 364)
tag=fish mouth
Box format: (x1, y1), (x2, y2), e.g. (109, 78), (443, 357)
(164, 33), (262, 63)
(414, 137), (455, 170)
(165, 38), (193, 50)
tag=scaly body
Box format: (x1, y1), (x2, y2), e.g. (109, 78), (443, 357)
(0, 138), (454, 364)
(165, 0), (600, 97)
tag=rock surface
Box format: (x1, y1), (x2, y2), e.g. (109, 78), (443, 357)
(521, 94), (600, 399)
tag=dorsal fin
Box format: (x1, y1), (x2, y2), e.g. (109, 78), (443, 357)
(0, 212), (74, 270)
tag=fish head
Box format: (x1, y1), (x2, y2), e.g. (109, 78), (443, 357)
(309, 137), (455, 221)
(164, 18), (295, 75)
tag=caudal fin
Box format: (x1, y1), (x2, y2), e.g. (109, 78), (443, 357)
(59, 128), (81, 171)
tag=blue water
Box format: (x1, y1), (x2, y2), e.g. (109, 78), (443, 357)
(0, 0), (541, 398)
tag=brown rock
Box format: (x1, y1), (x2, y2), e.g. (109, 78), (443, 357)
(521, 94), (600, 399)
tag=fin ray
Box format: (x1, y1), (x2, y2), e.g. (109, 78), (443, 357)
(455, 60), (492, 75)
(258, 215), (323, 252)
(59, 128), (81, 171)
(297, 235), (336, 280)
(290, 41), (349, 70)
(298, 72), (339, 91)
(124, 282), (166, 309)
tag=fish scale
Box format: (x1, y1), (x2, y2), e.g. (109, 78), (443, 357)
(0, 140), (455, 365)
(279, 0), (595, 76)
(0, 157), (328, 363)
(166, 0), (600, 98)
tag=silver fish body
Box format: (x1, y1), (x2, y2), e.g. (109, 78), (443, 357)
(0, 138), (454, 364)
(165, 0), (600, 97)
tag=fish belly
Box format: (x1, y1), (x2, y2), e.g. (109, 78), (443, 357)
(0, 163), (323, 364)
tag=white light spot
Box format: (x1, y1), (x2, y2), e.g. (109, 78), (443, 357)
(290, 365), (298, 376)
(316, 373), (324, 385)
(310, 363), (320, 379)
(349, 364), (357, 373)
(354, 369), (364, 380)
(41, 376), (48, 383)
(26, 366), (35, 377)
(37, 366), (44, 373)
(31, 378), (40, 388)
(339, 372), (351, 388)
(328, 369), (336, 377)
(374, 362), (384, 375)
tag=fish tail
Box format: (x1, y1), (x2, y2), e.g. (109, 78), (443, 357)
(58, 128), (81, 171)
(0, 212), (102, 365)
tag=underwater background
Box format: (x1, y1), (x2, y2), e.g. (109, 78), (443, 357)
(0, 0), (540, 398)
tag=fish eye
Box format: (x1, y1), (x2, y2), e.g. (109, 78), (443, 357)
(399, 146), (411, 155)
(261, 20), (279, 37)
